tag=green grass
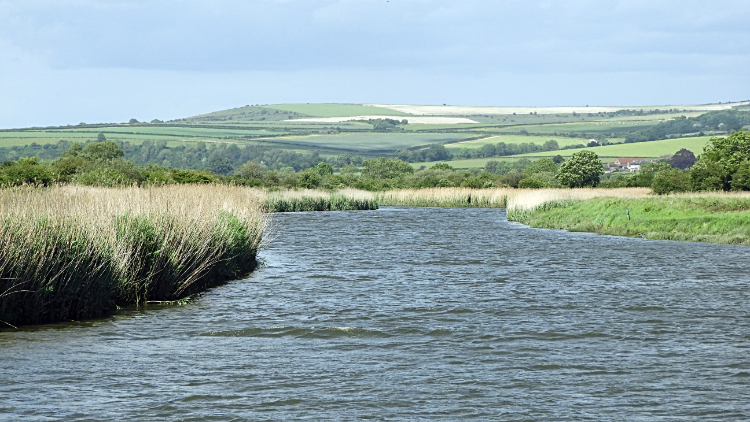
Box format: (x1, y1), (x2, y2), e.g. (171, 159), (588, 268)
(517, 136), (713, 158)
(273, 132), (479, 153)
(444, 134), (589, 150)
(410, 157), (513, 169)
(54, 126), (280, 137)
(265, 103), (410, 117)
(507, 196), (750, 245)
(480, 120), (661, 135)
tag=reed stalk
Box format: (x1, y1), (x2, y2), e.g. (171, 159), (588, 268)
(0, 185), (267, 327)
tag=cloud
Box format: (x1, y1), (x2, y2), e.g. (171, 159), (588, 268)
(0, 0), (748, 127)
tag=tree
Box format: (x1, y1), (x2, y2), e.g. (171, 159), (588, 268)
(689, 160), (724, 191)
(315, 161), (333, 176)
(690, 130), (750, 190)
(362, 158), (414, 179)
(556, 150), (604, 187)
(97, 133), (106, 142)
(523, 158), (557, 175)
(730, 160), (750, 191)
(651, 169), (690, 194)
(543, 139), (559, 151)
(128, 118), (139, 124)
(298, 168), (321, 188)
(669, 148), (696, 170)
(430, 162), (454, 170)
(207, 156), (233, 175)
(81, 141), (124, 161)
(236, 161), (266, 179)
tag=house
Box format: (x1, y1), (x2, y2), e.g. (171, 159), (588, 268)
(605, 162), (620, 173)
(627, 159), (655, 172)
(614, 158), (645, 168)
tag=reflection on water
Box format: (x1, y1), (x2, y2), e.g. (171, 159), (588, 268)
(1, 207), (749, 420)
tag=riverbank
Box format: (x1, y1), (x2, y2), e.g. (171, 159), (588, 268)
(507, 193), (750, 245)
(0, 185), (266, 328)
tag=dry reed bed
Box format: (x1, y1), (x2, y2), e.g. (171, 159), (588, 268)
(377, 188), (513, 208)
(376, 187), (655, 209)
(0, 185), (266, 327)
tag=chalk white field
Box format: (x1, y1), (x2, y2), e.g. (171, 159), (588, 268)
(286, 115), (479, 124)
(366, 102), (750, 116)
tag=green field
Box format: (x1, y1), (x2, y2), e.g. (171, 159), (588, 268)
(410, 157), (514, 169)
(265, 103), (409, 117)
(479, 120), (661, 135)
(0, 131), (191, 147)
(54, 126), (281, 138)
(517, 136), (713, 159)
(269, 132), (479, 153)
(444, 134), (592, 150)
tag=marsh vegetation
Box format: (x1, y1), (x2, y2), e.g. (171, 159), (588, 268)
(0, 185), (266, 327)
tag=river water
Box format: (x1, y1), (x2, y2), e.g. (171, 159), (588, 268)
(1, 207), (750, 420)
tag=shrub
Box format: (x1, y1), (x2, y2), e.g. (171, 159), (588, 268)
(362, 157), (414, 179)
(651, 169), (690, 194)
(519, 177), (545, 189)
(690, 161), (724, 191)
(170, 169), (216, 184)
(1, 157), (53, 186)
(298, 169), (321, 189)
(730, 160), (750, 191)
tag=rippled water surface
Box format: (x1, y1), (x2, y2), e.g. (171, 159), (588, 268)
(2, 207), (750, 420)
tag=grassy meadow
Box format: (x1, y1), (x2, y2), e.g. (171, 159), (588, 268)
(274, 132), (479, 153)
(444, 134), (588, 150)
(265, 103), (409, 117)
(518, 136), (714, 158)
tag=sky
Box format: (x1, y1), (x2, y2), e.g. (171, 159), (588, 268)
(1, 0), (749, 128)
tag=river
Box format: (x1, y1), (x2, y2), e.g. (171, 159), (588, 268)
(1, 207), (749, 420)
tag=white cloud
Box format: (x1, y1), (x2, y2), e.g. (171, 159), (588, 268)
(0, 0), (748, 127)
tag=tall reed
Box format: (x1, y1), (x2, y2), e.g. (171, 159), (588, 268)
(377, 188), (514, 208)
(0, 185), (266, 327)
(263, 189), (378, 212)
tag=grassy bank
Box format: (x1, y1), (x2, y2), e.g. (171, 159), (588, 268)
(0, 185), (266, 328)
(507, 191), (750, 245)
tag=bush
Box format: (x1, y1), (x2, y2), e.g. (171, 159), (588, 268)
(691, 130), (750, 190)
(81, 141), (125, 161)
(730, 160), (750, 191)
(651, 169), (690, 194)
(1, 157), (53, 186)
(170, 169), (216, 184)
(518, 177), (545, 189)
(362, 157), (414, 179)
(298, 169), (321, 189)
(690, 161), (724, 191)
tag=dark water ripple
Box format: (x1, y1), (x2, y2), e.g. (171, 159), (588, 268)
(2, 207), (750, 420)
